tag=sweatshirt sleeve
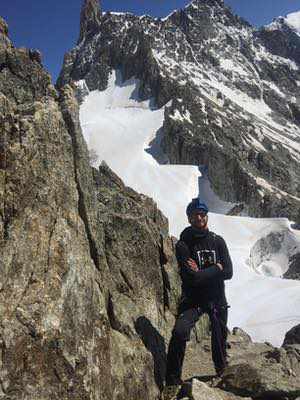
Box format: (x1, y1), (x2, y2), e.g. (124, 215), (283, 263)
(176, 240), (221, 287)
(218, 237), (233, 280)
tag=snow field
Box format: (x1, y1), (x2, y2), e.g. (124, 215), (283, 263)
(79, 71), (300, 346)
(285, 11), (300, 35)
(80, 71), (200, 236)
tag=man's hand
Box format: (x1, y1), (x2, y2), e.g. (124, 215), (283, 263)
(187, 258), (198, 271)
(216, 263), (223, 271)
(187, 259), (223, 272)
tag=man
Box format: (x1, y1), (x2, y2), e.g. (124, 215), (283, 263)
(163, 198), (233, 400)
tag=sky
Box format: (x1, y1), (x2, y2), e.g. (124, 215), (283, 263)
(1, 0), (300, 82)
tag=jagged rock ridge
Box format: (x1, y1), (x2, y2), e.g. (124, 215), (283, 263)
(0, 19), (183, 399)
(79, 0), (102, 43)
(58, 0), (300, 221)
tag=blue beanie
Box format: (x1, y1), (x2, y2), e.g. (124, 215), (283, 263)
(186, 198), (209, 217)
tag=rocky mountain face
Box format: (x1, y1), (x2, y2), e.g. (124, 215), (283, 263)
(257, 16), (300, 65)
(58, 0), (300, 221)
(0, 18), (186, 399)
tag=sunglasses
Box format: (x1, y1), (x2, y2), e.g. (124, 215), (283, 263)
(192, 212), (207, 218)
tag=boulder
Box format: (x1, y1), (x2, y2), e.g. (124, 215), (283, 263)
(283, 324), (300, 346)
(230, 327), (252, 344)
(189, 379), (251, 400)
(219, 337), (300, 398)
(284, 253), (300, 280)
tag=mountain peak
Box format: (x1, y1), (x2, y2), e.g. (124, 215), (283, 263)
(0, 17), (8, 36)
(285, 10), (300, 35)
(186, 0), (224, 8)
(78, 0), (102, 43)
(0, 17), (12, 48)
(265, 11), (300, 36)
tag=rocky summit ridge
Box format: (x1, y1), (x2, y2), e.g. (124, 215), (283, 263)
(258, 15), (300, 68)
(58, 0), (300, 221)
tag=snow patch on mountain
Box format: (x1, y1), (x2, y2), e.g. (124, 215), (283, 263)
(246, 173), (300, 202)
(248, 228), (300, 277)
(255, 43), (299, 70)
(262, 80), (285, 98)
(170, 108), (193, 124)
(219, 59), (248, 76)
(161, 10), (177, 22)
(103, 11), (132, 17)
(285, 10), (300, 35)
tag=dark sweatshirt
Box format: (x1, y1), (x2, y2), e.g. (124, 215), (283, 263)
(176, 226), (233, 309)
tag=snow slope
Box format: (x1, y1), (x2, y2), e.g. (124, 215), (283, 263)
(79, 71), (300, 347)
(285, 11), (300, 35)
(80, 71), (200, 235)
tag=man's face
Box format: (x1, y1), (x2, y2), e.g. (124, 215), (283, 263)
(189, 210), (208, 230)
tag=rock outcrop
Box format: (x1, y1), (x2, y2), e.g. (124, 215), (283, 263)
(283, 324), (300, 346)
(58, 0), (300, 221)
(0, 16), (11, 49)
(0, 48), (214, 394)
(78, 0), (102, 44)
(220, 330), (300, 399)
(284, 253), (300, 280)
(0, 19), (192, 399)
(179, 326), (300, 400)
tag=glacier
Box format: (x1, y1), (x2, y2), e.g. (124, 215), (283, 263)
(79, 70), (300, 347)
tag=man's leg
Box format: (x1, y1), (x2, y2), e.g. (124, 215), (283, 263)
(210, 305), (228, 375)
(165, 307), (202, 385)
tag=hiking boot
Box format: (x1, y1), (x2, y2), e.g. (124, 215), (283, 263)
(215, 366), (225, 377)
(215, 360), (229, 377)
(210, 375), (222, 388)
(162, 384), (181, 400)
